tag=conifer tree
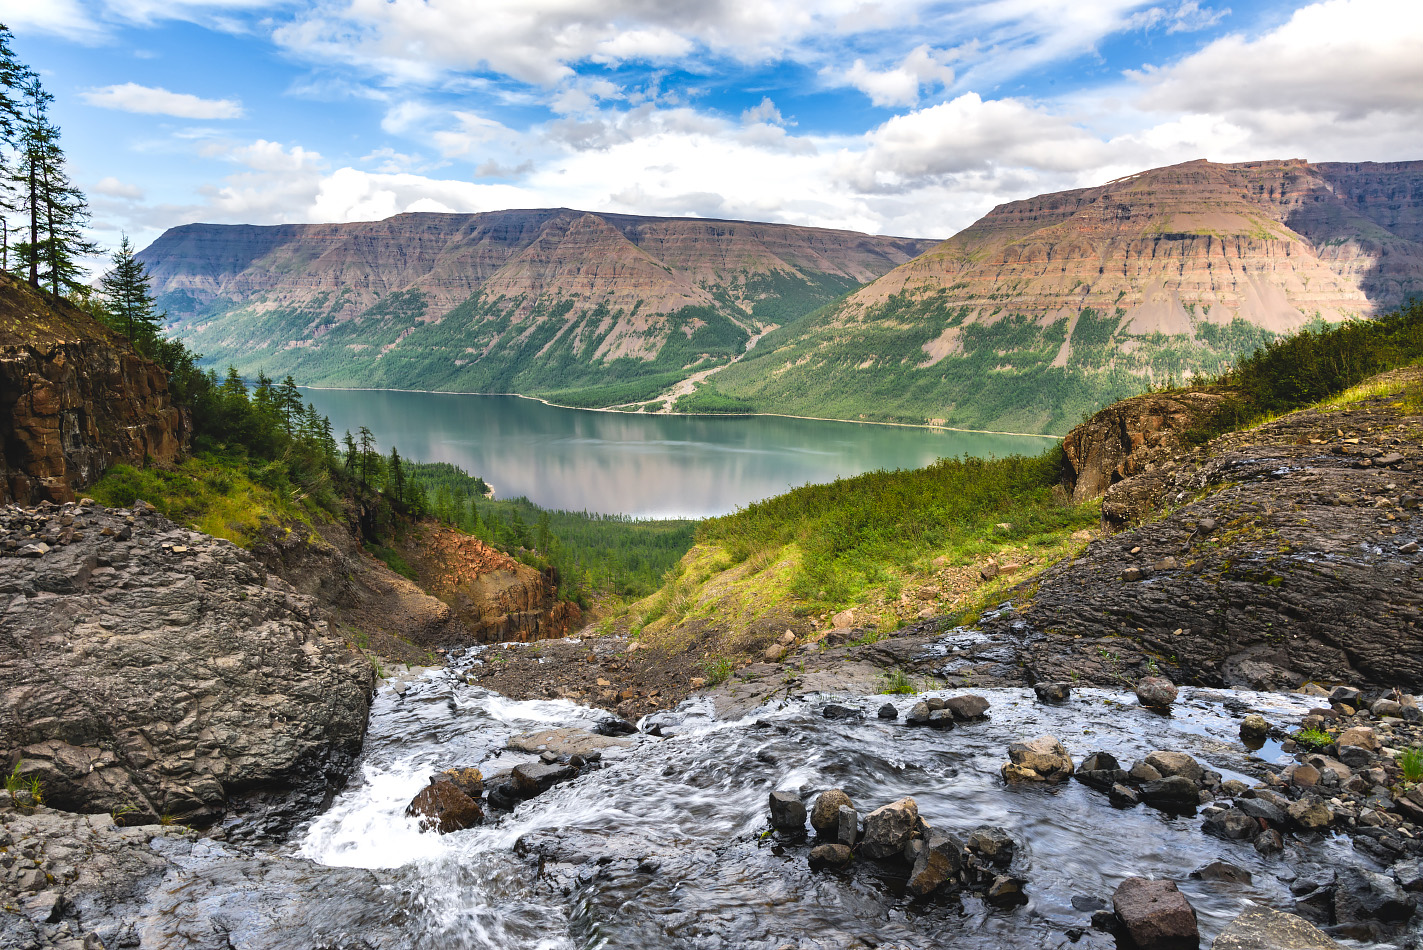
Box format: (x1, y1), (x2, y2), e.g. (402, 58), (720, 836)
(99, 235), (161, 345)
(387, 446), (405, 504)
(8, 71), (98, 295)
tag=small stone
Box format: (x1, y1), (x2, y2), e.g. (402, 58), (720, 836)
(1136, 676), (1179, 708)
(1034, 682), (1071, 703)
(769, 790), (807, 830)
(1240, 715), (1270, 742)
(808, 844), (853, 870)
(905, 701), (931, 725)
(1336, 726), (1378, 752)
(878, 702), (898, 720)
(1287, 764), (1320, 787)
(1202, 809), (1257, 841)
(822, 703), (860, 720)
(836, 804), (859, 847)
(1191, 861), (1253, 884)
(1122, 566), (1145, 582)
(810, 789), (852, 836)
(1253, 829), (1284, 855)
(1110, 783), (1141, 807)
(1112, 878), (1199, 950)
(987, 874), (1027, 902)
(1328, 685), (1361, 706)
(1079, 752), (1121, 772)
(1196, 518), (1217, 534)
(907, 829), (964, 896)
(764, 643), (789, 663)
(967, 826), (1016, 867)
(1401, 541), (1420, 554)
(1287, 798), (1333, 832)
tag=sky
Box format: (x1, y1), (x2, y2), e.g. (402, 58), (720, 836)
(2, 0), (1420, 256)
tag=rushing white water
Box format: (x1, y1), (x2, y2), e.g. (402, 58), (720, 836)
(290, 659), (1413, 949)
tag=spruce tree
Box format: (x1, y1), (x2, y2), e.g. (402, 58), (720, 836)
(100, 235), (161, 346)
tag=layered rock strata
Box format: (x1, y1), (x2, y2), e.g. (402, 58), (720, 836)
(0, 500), (374, 827)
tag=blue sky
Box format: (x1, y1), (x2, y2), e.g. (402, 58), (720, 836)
(3, 0), (1419, 256)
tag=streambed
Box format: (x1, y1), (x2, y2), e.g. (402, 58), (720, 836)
(281, 655), (1411, 949)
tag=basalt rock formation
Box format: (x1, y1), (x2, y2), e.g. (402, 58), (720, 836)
(138, 210), (935, 401)
(0, 276), (185, 505)
(712, 158), (1423, 432)
(0, 500), (374, 828)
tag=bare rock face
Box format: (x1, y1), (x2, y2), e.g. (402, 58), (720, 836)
(0, 502), (373, 827)
(0, 276), (185, 505)
(1061, 391), (1225, 503)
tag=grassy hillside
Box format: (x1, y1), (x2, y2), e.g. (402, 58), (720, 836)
(704, 292), (1279, 433)
(169, 271), (863, 408)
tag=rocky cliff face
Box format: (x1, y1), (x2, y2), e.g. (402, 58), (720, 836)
(0, 500), (374, 828)
(0, 277), (185, 504)
(137, 210), (935, 401)
(711, 159), (1423, 433)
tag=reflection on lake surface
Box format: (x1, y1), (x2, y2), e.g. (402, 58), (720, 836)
(300, 389), (1054, 519)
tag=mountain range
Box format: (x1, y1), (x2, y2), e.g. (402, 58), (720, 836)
(142, 158), (1423, 433)
(142, 210), (935, 409)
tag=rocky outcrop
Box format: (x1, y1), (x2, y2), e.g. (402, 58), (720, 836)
(980, 367), (1423, 691)
(1061, 390), (1226, 502)
(0, 801), (410, 950)
(0, 276), (184, 505)
(0, 500), (373, 827)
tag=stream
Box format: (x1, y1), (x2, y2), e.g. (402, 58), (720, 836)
(284, 653), (1409, 949)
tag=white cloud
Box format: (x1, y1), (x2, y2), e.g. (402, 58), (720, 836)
(1126, 1), (1229, 33)
(741, 97), (788, 126)
(81, 83), (244, 119)
(92, 176), (145, 199)
(1131, 0), (1423, 124)
(841, 44), (955, 107)
(0, 0), (105, 41)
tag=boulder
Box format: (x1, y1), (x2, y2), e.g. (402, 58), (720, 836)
(1002, 736), (1075, 783)
(1334, 866), (1416, 924)
(1080, 752), (1121, 772)
(1140, 776), (1201, 812)
(1212, 907), (1344, 950)
(1143, 751), (1204, 784)
(1393, 859), (1423, 892)
(512, 762), (577, 798)
(1234, 798), (1286, 828)
(1110, 783), (1141, 807)
(1202, 809), (1257, 841)
(808, 844), (854, 870)
(1240, 715), (1270, 742)
(1112, 878), (1199, 950)
(769, 790), (807, 830)
(1136, 677), (1180, 709)
(944, 695), (991, 721)
(967, 827), (1016, 867)
(405, 781), (483, 834)
(810, 788), (852, 836)
(823, 703), (861, 720)
(1034, 682), (1071, 704)
(859, 797), (919, 860)
(905, 702), (932, 725)
(878, 703), (898, 720)
(907, 830), (964, 896)
(1328, 686), (1361, 706)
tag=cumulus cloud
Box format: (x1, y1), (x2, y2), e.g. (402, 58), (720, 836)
(82, 83), (244, 119)
(841, 45), (955, 107)
(741, 97), (788, 126)
(1131, 0), (1423, 124)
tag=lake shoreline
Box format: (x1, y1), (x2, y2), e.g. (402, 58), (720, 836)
(297, 385), (1063, 441)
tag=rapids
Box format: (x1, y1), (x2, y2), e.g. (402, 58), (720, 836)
(288, 654), (1411, 949)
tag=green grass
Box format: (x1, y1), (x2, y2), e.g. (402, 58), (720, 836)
(89, 453), (321, 547)
(881, 669), (917, 695)
(367, 543), (417, 581)
(5, 759), (42, 808)
(1400, 747), (1423, 784)
(1294, 728), (1334, 751)
(697, 446), (1097, 609)
(702, 657), (734, 685)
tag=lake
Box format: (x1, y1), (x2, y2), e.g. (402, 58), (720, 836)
(300, 389), (1055, 519)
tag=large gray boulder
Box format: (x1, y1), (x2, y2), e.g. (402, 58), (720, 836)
(0, 503), (374, 827)
(859, 797), (919, 860)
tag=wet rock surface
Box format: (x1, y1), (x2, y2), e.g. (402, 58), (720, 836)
(0, 501), (374, 827)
